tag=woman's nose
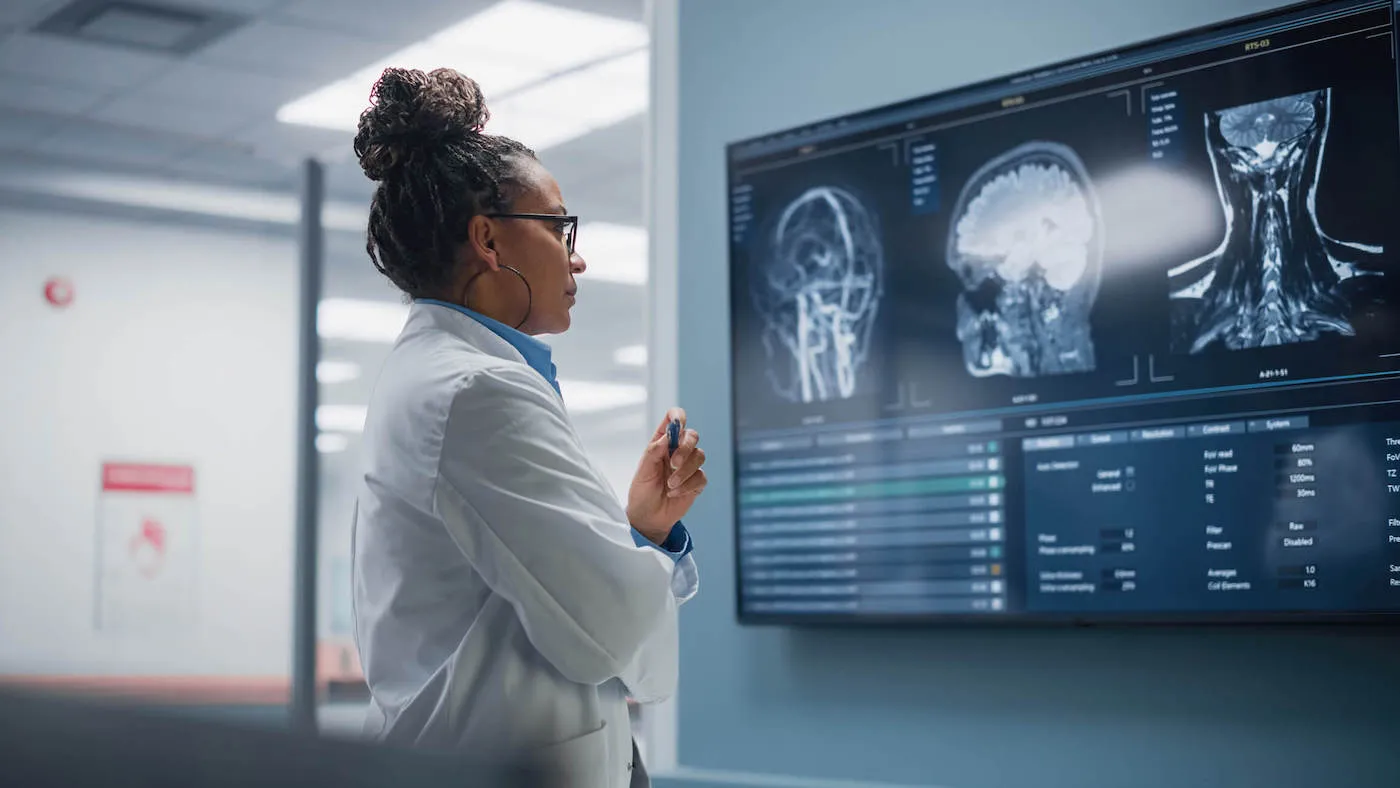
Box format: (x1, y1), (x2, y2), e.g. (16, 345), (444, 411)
(570, 252), (587, 274)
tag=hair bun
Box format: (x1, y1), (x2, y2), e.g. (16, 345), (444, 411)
(354, 67), (491, 182)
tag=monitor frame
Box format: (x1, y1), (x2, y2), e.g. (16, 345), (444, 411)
(724, 0), (1400, 628)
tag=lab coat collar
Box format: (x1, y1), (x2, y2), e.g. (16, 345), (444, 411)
(412, 299), (560, 393)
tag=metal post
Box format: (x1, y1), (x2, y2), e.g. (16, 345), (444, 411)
(641, 0), (682, 772)
(291, 157), (325, 732)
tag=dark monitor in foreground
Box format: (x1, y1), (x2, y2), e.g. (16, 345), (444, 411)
(0, 689), (545, 788)
(727, 0), (1400, 625)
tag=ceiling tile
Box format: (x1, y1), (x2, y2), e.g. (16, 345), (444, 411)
(231, 118), (353, 162)
(532, 114), (645, 197)
(0, 0), (63, 28)
(0, 111), (59, 151)
(554, 163), (643, 227)
(166, 145), (299, 190)
(33, 121), (190, 167)
(274, 0), (497, 42)
(178, 0), (294, 14)
(192, 20), (395, 83)
(552, 113), (645, 166)
(323, 157), (375, 202)
(0, 32), (172, 91)
(537, 0), (645, 22)
(88, 92), (258, 139)
(134, 60), (319, 115)
(0, 77), (107, 114)
(542, 146), (626, 193)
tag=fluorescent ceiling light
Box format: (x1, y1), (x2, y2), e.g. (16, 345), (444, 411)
(318, 298), (410, 343)
(559, 380), (647, 414)
(317, 404), (368, 433)
(278, 54), (537, 132)
(316, 433), (350, 453)
(276, 0), (647, 152)
(488, 49), (649, 151)
(578, 222), (647, 285)
(614, 344), (647, 367)
(431, 0), (646, 71)
(317, 360), (362, 384)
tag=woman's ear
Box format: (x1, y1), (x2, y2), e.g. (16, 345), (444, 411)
(466, 214), (500, 270)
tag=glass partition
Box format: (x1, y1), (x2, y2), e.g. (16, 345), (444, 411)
(0, 195), (299, 716)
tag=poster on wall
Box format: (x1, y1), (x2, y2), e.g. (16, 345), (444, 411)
(95, 462), (198, 634)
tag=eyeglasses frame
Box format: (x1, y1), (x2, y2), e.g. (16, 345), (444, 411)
(484, 213), (579, 255)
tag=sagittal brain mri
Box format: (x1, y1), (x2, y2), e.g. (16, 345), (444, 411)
(1169, 89), (1385, 353)
(946, 141), (1104, 379)
(752, 186), (884, 403)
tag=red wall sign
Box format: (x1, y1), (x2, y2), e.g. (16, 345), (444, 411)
(44, 277), (74, 308)
(102, 463), (196, 494)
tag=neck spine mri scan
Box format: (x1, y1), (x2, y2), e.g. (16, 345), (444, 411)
(1170, 88), (1384, 353)
(753, 186), (884, 403)
(946, 141), (1104, 379)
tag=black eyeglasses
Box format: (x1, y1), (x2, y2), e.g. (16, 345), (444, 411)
(486, 213), (579, 255)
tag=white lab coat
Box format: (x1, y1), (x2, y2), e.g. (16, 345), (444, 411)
(351, 302), (698, 788)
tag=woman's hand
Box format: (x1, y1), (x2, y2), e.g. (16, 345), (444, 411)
(627, 407), (707, 544)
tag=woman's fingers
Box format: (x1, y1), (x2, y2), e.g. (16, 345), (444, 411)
(668, 430), (704, 488)
(651, 407), (687, 442)
(668, 468), (708, 499)
(668, 428), (700, 471)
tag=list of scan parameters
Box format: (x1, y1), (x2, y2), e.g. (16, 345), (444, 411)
(737, 422), (1009, 616)
(1022, 415), (1400, 615)
(1385, 428), (1400, 592)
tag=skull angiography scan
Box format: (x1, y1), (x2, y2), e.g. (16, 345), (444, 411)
(1169, 89), (1385, 353)
(751, 186), (884, 403)
(946, 141), (1104, 378)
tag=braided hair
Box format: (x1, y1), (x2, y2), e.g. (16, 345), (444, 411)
(353, 67), (536, 298)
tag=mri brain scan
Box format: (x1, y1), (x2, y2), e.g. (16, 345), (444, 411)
(752, 186), (884, 403)
(1169, 89), (1385, 353)
(946, 141), (1103, 378)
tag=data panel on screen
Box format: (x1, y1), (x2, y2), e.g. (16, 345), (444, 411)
(727, 0), (1400, 623)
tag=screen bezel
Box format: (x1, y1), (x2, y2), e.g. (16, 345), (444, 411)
(724, 0), (1400, 628)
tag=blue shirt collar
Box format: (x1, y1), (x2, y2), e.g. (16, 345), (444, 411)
(417, 299), (559, 393)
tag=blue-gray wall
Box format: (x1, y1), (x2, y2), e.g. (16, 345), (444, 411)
(669, 2), (1400, 786)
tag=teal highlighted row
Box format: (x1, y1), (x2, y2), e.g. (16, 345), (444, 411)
(739, 474), (1004, 506)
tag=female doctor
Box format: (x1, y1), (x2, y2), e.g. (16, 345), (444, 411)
(349, 67), (705, 788)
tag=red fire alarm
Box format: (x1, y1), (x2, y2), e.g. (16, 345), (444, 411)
(44, 277), (74, 308)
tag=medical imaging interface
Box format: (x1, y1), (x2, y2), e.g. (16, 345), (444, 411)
(727, 0), (1400, 623)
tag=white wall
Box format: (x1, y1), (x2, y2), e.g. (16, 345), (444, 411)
(0, 203), (298, 681)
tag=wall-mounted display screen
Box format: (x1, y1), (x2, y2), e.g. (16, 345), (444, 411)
(727, 0), (1400, 624)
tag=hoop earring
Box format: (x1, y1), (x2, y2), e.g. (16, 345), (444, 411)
(500, 265), (532, 330)
(460, 264), (533, 330)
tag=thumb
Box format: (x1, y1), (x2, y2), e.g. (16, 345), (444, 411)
(641, 435), (669, 466)
(635, 438), (668, 485)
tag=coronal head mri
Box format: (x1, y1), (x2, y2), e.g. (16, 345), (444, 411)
(751, 186), (884, 403)
(946, 141), (1104, 378)
(1169, 89), (1385, 353)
